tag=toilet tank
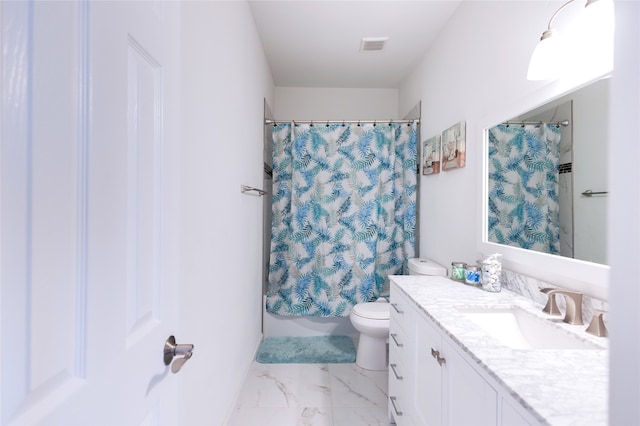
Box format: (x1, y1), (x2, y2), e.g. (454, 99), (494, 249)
(408, 258), (447, 276)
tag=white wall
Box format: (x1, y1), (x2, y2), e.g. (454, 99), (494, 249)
(180, 2), (274, 424)
(398, 0), (610, 274)
(400, 1), (639, 424)
(274, 87), (399, 120)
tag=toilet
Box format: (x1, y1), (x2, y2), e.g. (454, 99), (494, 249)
(350, 301), (390, 370)
(407, 257), (447, 278)
(349, 258), (447, 370)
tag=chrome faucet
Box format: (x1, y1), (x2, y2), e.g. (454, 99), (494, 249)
(540, 288), (584, 325)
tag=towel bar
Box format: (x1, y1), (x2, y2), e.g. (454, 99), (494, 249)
(581, 190), (608, 197)
(241, 184), (268, 196)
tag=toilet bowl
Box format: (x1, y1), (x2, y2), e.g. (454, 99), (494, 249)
(349, 302), (390, 370)
(350, 258), (447, 371)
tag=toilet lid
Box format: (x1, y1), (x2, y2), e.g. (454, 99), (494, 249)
(352, 302), (390, 320)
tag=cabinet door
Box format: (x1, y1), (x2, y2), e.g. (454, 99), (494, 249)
(443, 341), (498, 426)
(413, 316), (444, 426)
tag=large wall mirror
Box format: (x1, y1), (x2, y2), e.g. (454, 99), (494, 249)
(479, 76), (611, 300)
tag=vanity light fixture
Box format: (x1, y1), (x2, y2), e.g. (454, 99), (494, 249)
(527, 0), (614, 81)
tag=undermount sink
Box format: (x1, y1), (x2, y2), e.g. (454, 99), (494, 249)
(460, 307), (603, 350)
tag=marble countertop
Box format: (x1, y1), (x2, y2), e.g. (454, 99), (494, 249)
(390, 275), (608, 426)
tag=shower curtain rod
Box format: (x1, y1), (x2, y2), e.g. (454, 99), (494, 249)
(264, 119), (419, 125)
(502, 119), (570, 127)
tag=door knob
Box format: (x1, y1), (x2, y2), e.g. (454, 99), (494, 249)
(164, 335), (194, 373)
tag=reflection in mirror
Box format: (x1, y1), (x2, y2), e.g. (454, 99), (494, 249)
(486, 78), (609, 265)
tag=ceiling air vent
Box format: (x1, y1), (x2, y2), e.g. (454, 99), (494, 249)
(360, 37), (389, 52)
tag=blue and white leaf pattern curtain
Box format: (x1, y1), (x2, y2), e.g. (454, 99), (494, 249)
(267, 122), (417, 317)
(488, 124), (561, 254)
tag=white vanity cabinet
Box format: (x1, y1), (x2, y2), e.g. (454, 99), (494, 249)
(389, 282), (537, 426)
(413, 311), (497, 426)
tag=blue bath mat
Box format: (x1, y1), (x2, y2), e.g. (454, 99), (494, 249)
(256, 335), (356, 364)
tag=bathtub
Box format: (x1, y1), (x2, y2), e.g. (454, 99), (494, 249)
(262, 295), (358, 338)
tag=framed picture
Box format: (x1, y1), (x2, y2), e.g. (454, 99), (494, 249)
(442, 121), (466, 171)
(422, 134), (441, 175)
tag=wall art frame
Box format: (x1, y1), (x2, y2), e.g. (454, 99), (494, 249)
(422, 134), (441, 175)
(442, 120), (466, 171)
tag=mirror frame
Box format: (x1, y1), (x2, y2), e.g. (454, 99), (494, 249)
(477, 76), (611, 301)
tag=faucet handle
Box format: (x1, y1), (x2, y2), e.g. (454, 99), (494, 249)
(540, 288), (584, 325)
(540, 288), (561, 316)
(586, 309), (608, 337)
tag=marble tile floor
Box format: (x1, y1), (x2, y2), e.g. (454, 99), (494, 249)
(228, 362), (393, 426)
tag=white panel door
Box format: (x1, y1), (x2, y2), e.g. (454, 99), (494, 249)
(1, 1), (183, 424)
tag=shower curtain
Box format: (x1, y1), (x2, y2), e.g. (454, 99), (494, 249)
(487, 123), (562, 254)
(266, 122), (417, 317)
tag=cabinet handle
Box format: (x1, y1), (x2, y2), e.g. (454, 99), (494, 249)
(390, 363), (403, 380)
(390, 396), (403, 416)
(390, 333), (403, 347)
(391, 303), (404, 314)
(431, 347), (446, 366)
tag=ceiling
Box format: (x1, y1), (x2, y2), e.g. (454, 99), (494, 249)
(248, 1), (462, 89)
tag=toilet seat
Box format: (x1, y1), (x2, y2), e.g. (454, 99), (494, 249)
(352, 302), (389, 320)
